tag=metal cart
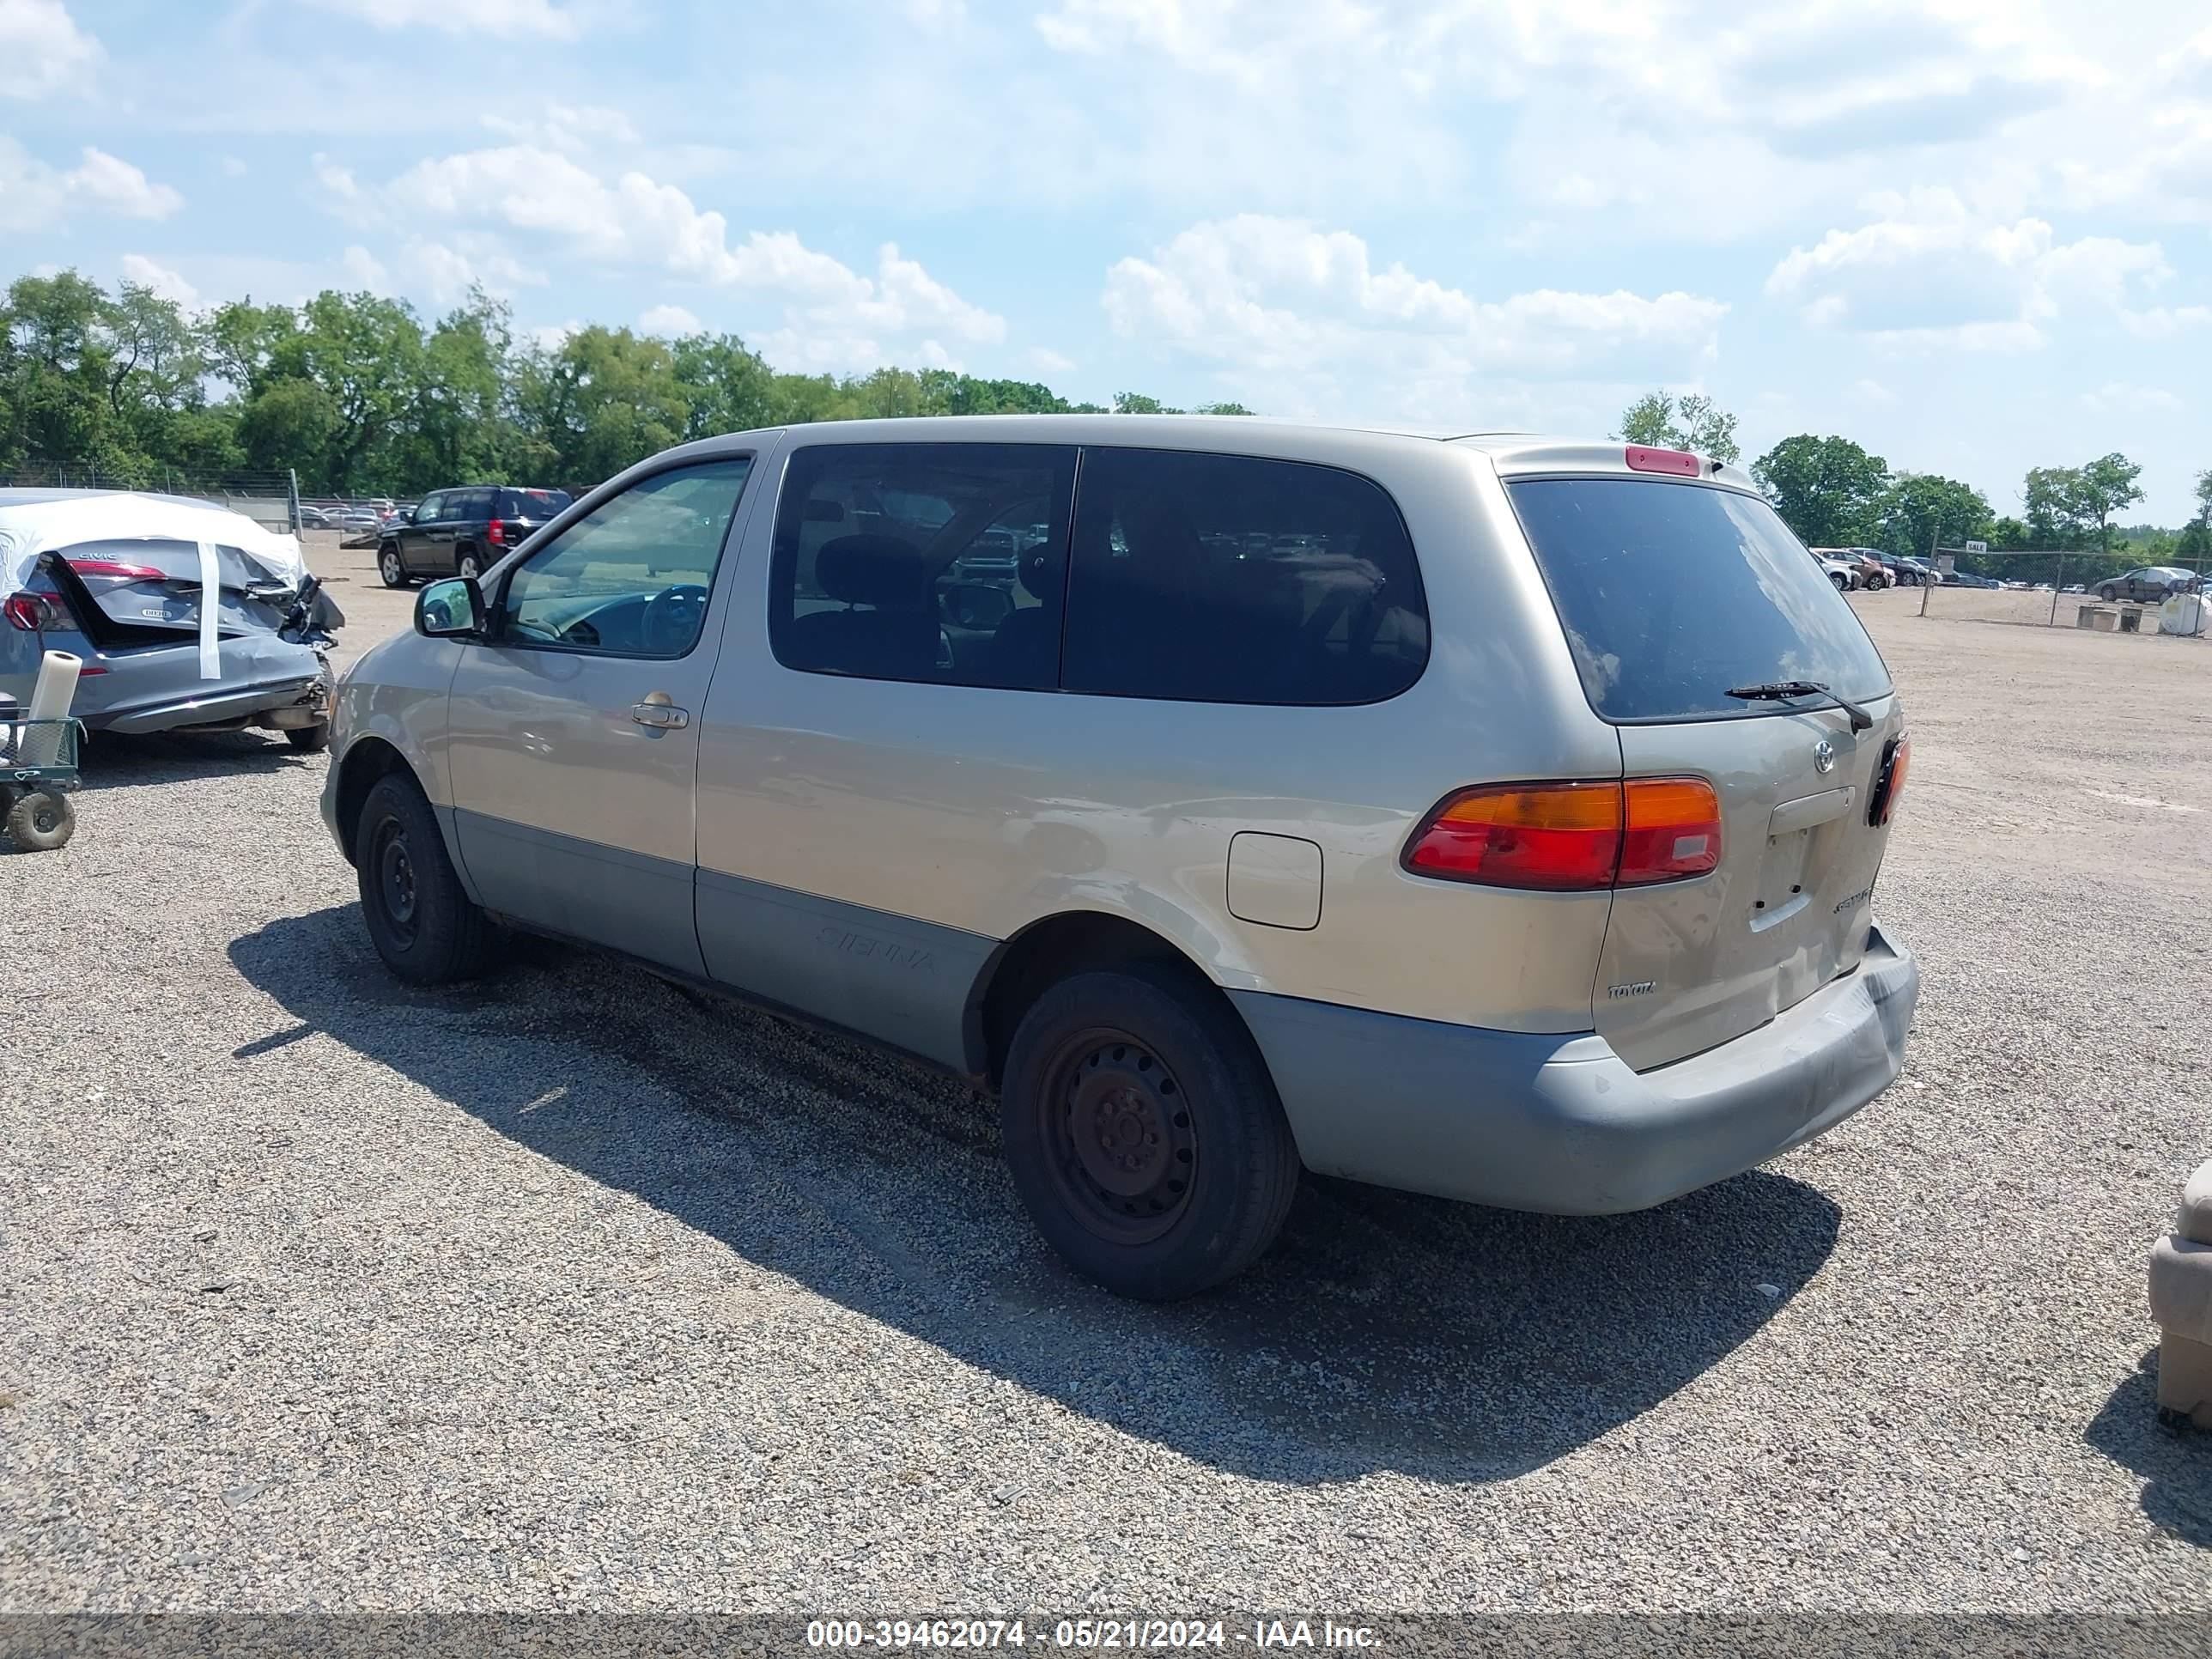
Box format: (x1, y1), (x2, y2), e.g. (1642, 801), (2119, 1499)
(1, 717), (82, 851)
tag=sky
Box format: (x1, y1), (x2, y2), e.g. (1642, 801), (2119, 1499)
(3, 0), (2209, 520)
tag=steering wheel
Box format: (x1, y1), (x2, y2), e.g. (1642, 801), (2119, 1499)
(641, 583), (710, 656)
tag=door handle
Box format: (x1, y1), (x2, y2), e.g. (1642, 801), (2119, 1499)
(630, 698), (690, 730)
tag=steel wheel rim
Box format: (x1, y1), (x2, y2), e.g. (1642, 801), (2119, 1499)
(372, 817), (418, 945)
(1036, 1024), (1198, 1246)
(31, 802), (57, 835)
(459, 556), (477, 579)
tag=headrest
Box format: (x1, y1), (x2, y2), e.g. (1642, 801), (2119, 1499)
(816, 535), (928, 608)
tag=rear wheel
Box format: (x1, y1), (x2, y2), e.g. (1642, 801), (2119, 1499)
(355, 771), (497, 984)
(1829, 571), (1849, 592)
(4, 787), (73, 852)
(1866, 573), (1887, 590)
(1000, 963), (1299, 1300)
(379, 544), (409, 588)
(457, 551), (481, 580)
(2100, 583), (2119, 602)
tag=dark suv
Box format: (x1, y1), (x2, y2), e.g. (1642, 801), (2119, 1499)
(377, 486), (572, 587)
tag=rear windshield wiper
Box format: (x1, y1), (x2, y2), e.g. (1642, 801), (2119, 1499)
(1724, 679), (1874, 732)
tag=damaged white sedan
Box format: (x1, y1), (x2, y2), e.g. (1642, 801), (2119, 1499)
(0, 489), (342, 749)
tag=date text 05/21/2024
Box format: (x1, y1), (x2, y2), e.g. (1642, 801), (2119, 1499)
(805, 1620), (1384, 1650)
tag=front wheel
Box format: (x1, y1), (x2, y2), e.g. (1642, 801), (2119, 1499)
(355, 772), (498, 985)
(1000, 963), (1300, 1300)
(1866, 573), (1887, 590)
(1830, 572), (1849, 592)
(379, 544), (409, 588)
(4, 787), (74, 851)
(2099, 585), (2119, 603)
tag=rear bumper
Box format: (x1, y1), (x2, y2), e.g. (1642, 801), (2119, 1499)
(1231, 923), (1920, 1214)
(88, 672), (329, 735)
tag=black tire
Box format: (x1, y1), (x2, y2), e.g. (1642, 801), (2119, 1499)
(2100, 584), (2119, 603)
(1000, 963), (1299, 1300)
(1830, 572), (1849, 592)
(284, 722), (331, 753)
(1866, 574), (1887, 590)
(354, 771), (497, 985)
(379, 543), (409, 588)
(5, 787), (74, 851)
(456, 550), (481, 580)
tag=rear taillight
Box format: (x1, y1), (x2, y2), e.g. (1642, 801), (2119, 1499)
(486, 519), (507, 546)
(1618, 776), (1724, 884)
(1869, 735), (1910, 826)
(1403, 776), (1723, 891)
(65, 559), (166, 580)
(1625, 445), (1701, 477)
(4, 592), (72, 631)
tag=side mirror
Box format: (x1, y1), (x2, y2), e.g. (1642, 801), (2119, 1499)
(939, 582), (1014, 630)
(416, 577), (483, 639)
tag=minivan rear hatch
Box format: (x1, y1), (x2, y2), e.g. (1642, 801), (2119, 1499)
(1509, 474), (1905, 1071)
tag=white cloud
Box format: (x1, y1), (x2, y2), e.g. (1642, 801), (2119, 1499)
(0, 140), (181, 230)
(118, 253), (198, 309)
(639, 303), (702, 336)
(339, 245), (388, 290)
(303, 0), (583, 40)
(1103, 216), (1727, 384)
(221, 155), (248, 177)
(2080, 382), (2185, 416)
(1766, 191), (2177, 349)
(0, 0), (100, 99)
(1845, 378), (1899, 408)
(327, 143), (1004, 368)
(482, 103), (641, 154)
(335, 237), (544, 305)
(1026, 347), (1077, 374)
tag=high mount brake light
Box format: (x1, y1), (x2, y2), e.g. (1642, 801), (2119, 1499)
(1625, 446), (1702, 477)
(1404, 777), (1723, 891)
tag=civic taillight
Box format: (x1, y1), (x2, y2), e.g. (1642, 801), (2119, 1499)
(65, 559), (167, 580)
(1869, 735), (1910, 826)
(4, 591), (72, 631)
(1403, 777), (1723, 891)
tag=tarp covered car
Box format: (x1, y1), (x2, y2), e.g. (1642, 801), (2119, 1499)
(0, 489), (341, 748)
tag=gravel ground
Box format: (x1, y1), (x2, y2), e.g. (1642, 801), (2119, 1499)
(2, 571), (2208, 1615)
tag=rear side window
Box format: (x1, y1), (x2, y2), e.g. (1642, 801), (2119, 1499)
(1061, 448), (1427, 706)
(1509, 478), (1893, 723)
(769, 442), (1076, 690)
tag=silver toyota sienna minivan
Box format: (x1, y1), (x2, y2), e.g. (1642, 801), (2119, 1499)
(322, 416), (1919, 1299)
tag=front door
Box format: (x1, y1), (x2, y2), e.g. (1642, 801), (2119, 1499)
(404, 492), (447, 574)
(444, 454), (759, 976)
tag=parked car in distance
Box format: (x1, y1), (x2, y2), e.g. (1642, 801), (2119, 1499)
(1815, 552), (1860, 591)
(325, 418), (1919, 1300)
(1814, 547), (1888, 590)
(1881, 556), (1933, 586)
(1, 489), (342, 748)
(377, 486), (573, 587)
(1940, 569), (2000, 589)
(2097, 567), (2197, 604)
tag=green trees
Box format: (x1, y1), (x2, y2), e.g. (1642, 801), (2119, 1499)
(0, 266), (1235, 495)
(1873, 473), (1991, 561)
(2024, 455), (2148, 553)
(1615, 391), (1741, 464)
(1750, 434), (1890, 548)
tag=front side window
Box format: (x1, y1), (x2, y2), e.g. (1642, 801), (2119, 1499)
(494, 456), (752, 659)
(415, 493), (447, 523)
(1060, 448), (1429, 706)
(768, 442), (1076, 690)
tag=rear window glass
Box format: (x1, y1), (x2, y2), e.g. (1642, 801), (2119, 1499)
(501, 489), (571, 518)
(1061, 448), (1428, 706)
(1508, 478), (1892, 723)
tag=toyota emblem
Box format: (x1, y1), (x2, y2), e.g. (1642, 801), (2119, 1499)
(1814, 739), (1837, 774)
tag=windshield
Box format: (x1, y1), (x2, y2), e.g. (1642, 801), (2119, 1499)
(1508, 477), (1893, 724)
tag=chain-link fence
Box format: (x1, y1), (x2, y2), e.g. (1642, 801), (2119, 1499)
(1911, 546), (2209, 636)
(4, 461), (305, 536)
